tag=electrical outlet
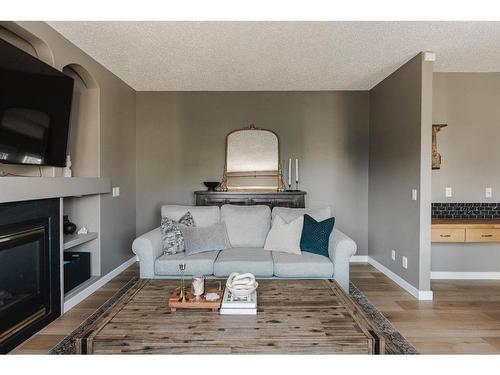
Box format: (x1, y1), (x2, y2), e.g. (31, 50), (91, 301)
(411, 189), (418, 201)
(445, 187), (453, 198)
(486, 187), (493, 198)
(402, 256), (408, 269)
(112, 187), (120, 197)
(391, 250), (396, 261)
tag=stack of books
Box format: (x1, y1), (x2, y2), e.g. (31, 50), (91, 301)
(220, 288), (257, 315)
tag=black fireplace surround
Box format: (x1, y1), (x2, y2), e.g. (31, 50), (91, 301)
(0, 199), (60, 354)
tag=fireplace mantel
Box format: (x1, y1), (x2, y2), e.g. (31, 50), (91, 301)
(0, 177), (111, 203)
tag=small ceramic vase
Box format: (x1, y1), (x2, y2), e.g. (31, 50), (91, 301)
(63, 216), (77, 235)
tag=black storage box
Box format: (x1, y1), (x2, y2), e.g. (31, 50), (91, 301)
(63, 252), (91, 293)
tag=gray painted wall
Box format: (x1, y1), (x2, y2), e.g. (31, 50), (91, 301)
(135, 91), (369, 255)
(432, 73), (500, 273)
(10, 22), (137, 274)
(432, 73), (500, 202)
(368, 53), (433, 291)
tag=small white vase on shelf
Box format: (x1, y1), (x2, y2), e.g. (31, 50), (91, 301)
(63, 154), (72, 178)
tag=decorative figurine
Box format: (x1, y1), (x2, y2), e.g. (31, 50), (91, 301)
(432, 124), (448, 170)
(77, 226), (89, 235)
(63, 154), (72, 178)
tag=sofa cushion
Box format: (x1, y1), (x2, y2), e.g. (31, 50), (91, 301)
(161, 205), (220, 227)
(300, 214), (335, 257)
(272, 207), (331, 223)
(214, 248), (273, 277)
(272, 251), (334, 278)
(160, 211), (195, 255)
(181, 222), (231, 255)
(154, 250), (219, 276)
(264, 214), (303, 254)
(221, 205), (271, 247)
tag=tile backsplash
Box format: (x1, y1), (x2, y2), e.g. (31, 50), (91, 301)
(432, 203), (500, 219)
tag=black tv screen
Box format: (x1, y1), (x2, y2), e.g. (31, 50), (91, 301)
(0, 39), (74, 167)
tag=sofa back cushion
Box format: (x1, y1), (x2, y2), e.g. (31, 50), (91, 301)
(161, 205), (220, 227)
(181, 222), (231, 255)
(272, 206), (331, 223)
(221, 204), (271, 247)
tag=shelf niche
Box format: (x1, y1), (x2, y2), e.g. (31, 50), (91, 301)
(63, 195), (100, 279)
(61, 64), (102, 297)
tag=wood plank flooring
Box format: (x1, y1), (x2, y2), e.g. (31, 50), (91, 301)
(351, 263), (500, 354)
(10, 262), (500, 354)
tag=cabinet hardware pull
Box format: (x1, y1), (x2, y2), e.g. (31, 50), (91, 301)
(440, 234), (451, 237)
(481, 234), (494, 238)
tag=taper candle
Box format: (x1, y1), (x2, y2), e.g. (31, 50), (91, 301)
(288, 158), (292, 186)
(295, 158), (299, 183)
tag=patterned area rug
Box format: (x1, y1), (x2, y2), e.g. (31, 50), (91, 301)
(50, 279), (417, 355)
(349, 283), (418, 354)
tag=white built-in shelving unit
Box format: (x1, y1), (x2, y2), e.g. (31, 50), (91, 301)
(63, 232), (98, 250)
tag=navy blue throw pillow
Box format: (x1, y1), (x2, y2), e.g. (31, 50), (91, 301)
(300, 214), (335, 257)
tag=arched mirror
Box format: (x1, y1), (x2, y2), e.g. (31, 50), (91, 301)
(220, 124), (285, 192)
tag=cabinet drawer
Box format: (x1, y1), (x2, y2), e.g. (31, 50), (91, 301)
(465, 228), (500, 243)
(432, 228), (466, 242)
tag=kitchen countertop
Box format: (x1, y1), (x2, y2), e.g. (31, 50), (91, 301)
(432, 219), (500, 227)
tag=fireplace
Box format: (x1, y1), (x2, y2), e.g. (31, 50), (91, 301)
(0, 199), (60, 354)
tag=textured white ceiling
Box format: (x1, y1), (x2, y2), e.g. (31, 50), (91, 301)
(48, 21), (500, 91)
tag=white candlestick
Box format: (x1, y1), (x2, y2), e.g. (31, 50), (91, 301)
(288, 158), (292, 186)
(295, 158), (299, 183)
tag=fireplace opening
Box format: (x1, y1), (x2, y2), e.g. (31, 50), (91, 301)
(0, 199), (60, 354)
(0, 221), (49, 340)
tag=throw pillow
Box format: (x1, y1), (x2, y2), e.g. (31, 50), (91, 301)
(300, 214), (335, 257)
(161, 211), (195, 255)
(181, 222), (231, 255)
(263, 214), (304, 254)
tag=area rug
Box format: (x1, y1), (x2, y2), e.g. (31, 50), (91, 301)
(49, 279), (417, 355)
(349, 283), (418, 354)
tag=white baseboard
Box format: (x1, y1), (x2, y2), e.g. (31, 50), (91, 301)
(63, 255), (138, 312)
(431, 272), (500, 280)
(367, 257), (433, 301)
(350, 255), (369, 262)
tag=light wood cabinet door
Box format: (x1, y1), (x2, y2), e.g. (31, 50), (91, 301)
(465, 228), (500, 243)
(432, 228), (466, 243)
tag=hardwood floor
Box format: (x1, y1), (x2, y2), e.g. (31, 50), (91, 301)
(10, 262), (500, 354)
(351, 263), (500, 354)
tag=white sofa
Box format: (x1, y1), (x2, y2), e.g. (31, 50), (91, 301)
(132, 204), (357, 291)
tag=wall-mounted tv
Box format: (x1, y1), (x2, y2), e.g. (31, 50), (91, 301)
(0, 38), (74, 167)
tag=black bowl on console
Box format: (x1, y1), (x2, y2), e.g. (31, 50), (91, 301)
(203, 181), (219, 192)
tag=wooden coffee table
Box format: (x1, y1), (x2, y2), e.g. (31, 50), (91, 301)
(76, 279), (384, 354)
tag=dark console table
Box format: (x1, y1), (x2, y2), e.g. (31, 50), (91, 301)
(195, 191), (306, 209)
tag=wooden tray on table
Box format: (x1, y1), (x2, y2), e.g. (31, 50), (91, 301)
(168, 287), (223, 312)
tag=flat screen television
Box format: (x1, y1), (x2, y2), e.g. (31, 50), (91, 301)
(0, 38), (74, 167)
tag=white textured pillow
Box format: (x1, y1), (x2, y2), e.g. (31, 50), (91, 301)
(264, 214), (304, 254)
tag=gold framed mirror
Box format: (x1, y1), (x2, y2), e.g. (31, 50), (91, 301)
(220, 124), (285, 192)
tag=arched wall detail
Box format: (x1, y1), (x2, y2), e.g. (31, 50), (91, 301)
(0, 22), (54, 66)
(66, 63), (99, 89)
(63, 64), (100, 178)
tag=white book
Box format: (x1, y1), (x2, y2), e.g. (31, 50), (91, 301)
(220, 308), (257, 315)
(221, 288), (257, 309)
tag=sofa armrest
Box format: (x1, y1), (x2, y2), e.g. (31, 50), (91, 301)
(328, 228), (357, 292)
(132, 227), (163, 278)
